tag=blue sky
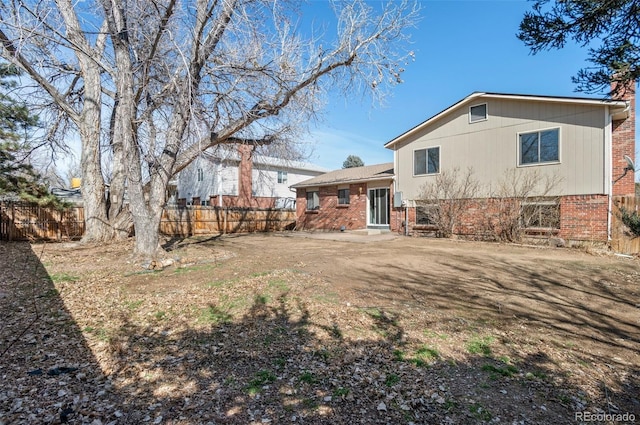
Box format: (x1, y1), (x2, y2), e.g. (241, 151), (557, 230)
(304, 0), (640, 181)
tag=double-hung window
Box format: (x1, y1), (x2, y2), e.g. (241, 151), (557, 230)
(414, 147), (440, 175)
(197, 168), (204, 182)
(277, 170), (288, 184)
(306, 191), (319, 210)
(519, 128), (560, 165)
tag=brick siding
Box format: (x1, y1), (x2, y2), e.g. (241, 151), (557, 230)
(559, 194), (608, 241)
(407, 194), (609, 242)
(296, 183), (367, 231)
(612, 81), (636, 196)
(295, 181), (404, 232)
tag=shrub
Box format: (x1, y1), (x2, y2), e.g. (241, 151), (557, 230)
(619, 207), (640, 237)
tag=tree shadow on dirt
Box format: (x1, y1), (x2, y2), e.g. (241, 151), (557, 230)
(0, 241), (123, 424)
(2, 241), (639, 424)
(346, 252), (640, 420)
(94, 292), (639, 424)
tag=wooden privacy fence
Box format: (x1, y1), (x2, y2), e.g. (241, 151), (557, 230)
(611, 195), (640, 254)
(0, 202), (296, 241)
(0, 202), (85, 241)
(160, 206), (296, 236)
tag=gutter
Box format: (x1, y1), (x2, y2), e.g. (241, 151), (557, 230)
(291, 176), (395, 190)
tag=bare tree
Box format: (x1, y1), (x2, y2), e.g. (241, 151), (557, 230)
(0, 0), (418, 260)
(480, 168), (563, 242)
(417, 167), (480, 238)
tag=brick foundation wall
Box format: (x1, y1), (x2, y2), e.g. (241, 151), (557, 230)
(559, 194), (608, 241)
(389, 206), (407, 233)
(407, 194), (609, 242)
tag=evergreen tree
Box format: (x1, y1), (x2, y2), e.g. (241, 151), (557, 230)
(0, 63), (56, 205)
(518, 0), (639, 95)
(342, 155), (365, 169)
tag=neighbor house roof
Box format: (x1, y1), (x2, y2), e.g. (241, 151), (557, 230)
(291, 162), (394, 189)
(384, 92), (630, 150)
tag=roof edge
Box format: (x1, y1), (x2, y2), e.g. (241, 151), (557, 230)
(384, 92), (629, 150)
(291, 175), (394, 189)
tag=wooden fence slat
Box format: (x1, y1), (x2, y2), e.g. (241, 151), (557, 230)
(611, 195), (640, 254)
(0, 202), (296, 241)
(0, 202), (85, 241)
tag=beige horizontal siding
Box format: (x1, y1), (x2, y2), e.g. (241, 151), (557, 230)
(395, 98), (606, 200)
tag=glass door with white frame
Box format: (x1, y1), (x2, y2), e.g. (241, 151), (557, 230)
(368, 188), (389, 227)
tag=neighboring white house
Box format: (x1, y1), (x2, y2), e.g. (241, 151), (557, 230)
(173, 145), (327, 208)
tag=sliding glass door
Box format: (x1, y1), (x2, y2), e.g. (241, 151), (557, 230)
(368, 188), (389, 226)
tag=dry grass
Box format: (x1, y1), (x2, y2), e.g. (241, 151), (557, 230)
(1, 233), (639, 424)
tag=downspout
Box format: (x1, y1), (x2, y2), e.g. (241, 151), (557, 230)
(405, 203), (409, 236)
(605, 106), (613, 241)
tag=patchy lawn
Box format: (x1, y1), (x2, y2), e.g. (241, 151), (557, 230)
(1, 233), (639, 424)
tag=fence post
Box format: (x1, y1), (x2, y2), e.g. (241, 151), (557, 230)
(9, 203), (15, 241)
(57, 208), (63, 241)
(223, 208), (227, 235)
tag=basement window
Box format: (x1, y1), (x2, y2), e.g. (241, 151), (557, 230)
(416, 202), (438, 226)
(521, 201), (560, 229)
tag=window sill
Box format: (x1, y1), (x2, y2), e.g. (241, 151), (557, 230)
(336, 204), (350, 208)
(305, 210), (320, 214)
(413, 224), (438, 231)
(524, 228), (560, 236)
(517, 161), (561, 168)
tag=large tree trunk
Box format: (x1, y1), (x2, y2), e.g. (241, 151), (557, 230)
(131, 203), (163, 260)
(1, 0), (417, 259)
(77, 62), (112, 242)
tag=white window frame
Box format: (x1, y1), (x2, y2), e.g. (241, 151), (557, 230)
(337, 188), (350, 205)
(277, 170), (288, 184)
(197, 168), (204, 182)
(517, 127), (561, 167)
(469, 103), (488, 123)
(413, 146), (441, 176)
(306, 190), (320, 211)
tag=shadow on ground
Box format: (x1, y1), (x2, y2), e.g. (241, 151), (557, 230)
(0, 242), (122, 424)
(1, 239), (638, 424)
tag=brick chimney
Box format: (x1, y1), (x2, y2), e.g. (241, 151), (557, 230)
(237, 144), (255, 207)
(611, 80), (636, 196)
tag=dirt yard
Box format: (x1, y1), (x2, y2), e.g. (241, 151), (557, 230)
(1, 232), (639, 424)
